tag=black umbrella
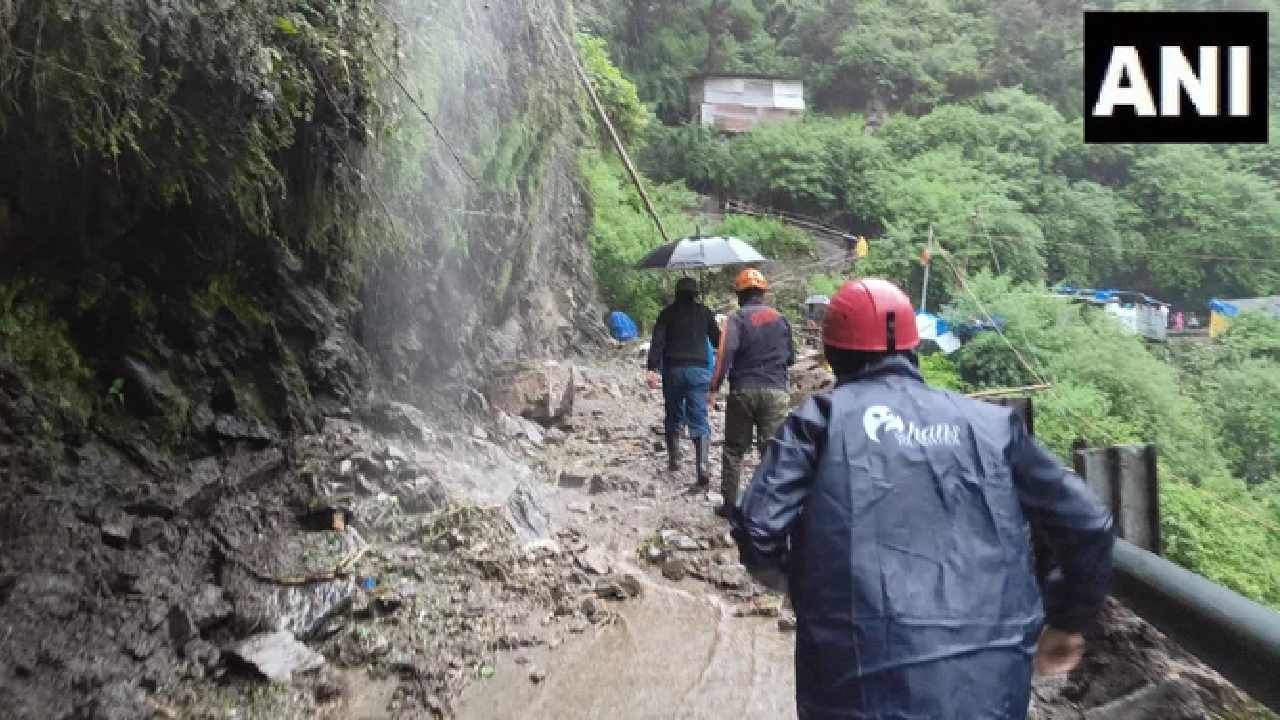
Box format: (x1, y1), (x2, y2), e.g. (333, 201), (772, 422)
(636, 235), (768, 270)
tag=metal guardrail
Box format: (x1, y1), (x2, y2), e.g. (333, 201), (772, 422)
(722, 198), (857, 241)
(980, 397), (1280, 711)
(1111, 539), (1280, 713)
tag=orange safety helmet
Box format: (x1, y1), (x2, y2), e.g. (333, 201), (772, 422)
(733, 267), (769, 292)
(822, 278), (920, 352)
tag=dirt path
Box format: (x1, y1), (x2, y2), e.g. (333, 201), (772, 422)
(454, 355), (800, 719)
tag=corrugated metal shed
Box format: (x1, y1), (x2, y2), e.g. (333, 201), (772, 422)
(688, 74), (805, 132)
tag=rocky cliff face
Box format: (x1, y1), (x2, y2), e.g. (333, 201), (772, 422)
(359, 0), (601, 395)
(0, 0), (599, 716)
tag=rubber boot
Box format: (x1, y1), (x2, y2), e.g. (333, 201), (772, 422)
(666, 432), (682, 471)
(716, 471), (737, 518)
(693, 436), (710, 486)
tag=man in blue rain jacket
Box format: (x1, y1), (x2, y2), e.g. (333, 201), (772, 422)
(734, 279), (1114, 720)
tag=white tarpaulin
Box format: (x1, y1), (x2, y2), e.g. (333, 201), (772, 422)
(916, 312), (961, 354)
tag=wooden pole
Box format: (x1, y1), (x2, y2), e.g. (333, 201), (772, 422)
(966, 383), (1052, 398)
(554, 21), (672, 245)
(920, 224), (933, 311)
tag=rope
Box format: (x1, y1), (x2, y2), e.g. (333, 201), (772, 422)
(371, 47), (480, 186)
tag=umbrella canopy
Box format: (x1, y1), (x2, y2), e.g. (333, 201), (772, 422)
(636, 235), (768, 270)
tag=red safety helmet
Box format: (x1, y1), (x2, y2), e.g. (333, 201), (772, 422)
(822, 278), (920, 351)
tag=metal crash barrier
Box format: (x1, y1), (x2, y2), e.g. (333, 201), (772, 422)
(1112, 539), (1280, 713)
(976, 395), (1280, 711)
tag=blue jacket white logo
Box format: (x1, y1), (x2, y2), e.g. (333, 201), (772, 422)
(863, 403), (962, 447)
(735, 356), (1114, 720)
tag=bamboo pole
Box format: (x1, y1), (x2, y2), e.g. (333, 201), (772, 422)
(966, 384), (1052, 398)
(552, 19), (671, 245)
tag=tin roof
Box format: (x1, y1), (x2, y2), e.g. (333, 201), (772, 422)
(687, 72), (803, 83)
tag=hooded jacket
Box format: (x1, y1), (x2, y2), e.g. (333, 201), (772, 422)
(735, 356), (1114, 719)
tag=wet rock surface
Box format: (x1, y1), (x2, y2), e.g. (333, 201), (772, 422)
(0, 372), (606, 718)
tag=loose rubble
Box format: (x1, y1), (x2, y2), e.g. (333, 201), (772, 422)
(0, 350), (1270, 720)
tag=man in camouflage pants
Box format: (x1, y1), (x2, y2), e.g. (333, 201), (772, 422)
(709, 268), (795, 517)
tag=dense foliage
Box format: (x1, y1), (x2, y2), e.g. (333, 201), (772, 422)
(580, 0), (1280, 120)
(945, 276), (1280, 607)
(641, 93), (1280, 308)
(582, 150), (699, 327)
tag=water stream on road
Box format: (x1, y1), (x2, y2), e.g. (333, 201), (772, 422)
(456, 565), (796, 719)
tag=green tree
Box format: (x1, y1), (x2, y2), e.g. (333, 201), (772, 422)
(873, 149), (1046, 295)
(579, 34), (650, 147)
(1205, 359), (1280, 485)
(784, 0), (988, 112)
(714, 214), (814, 259)
(582, 152), (697, 327)
(1125, 146), (1280, 305)
(1035, 178), (1140, 285)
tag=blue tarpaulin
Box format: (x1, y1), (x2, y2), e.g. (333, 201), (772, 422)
(954, 316), (1006, 342)
(608, 311), (639, 341)
(1208, 298), (1241, 317)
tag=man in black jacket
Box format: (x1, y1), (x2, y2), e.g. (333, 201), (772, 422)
(646, 277), (721, 484)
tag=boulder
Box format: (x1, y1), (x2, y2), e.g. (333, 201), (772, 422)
(557, 470), (590, 489)
(498, 412), (545, 447)
(483, 361), (575, 426)
(709, 564), (749, 589)
(362, 400), (431, 443)
(661, 560), (687, 582)
(228, 630), (325, 681)
(100, 516), (134, 548)
(672, 534), (699, 552)
(189, 584), (233, 630)
(580, 596), (605, 621)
